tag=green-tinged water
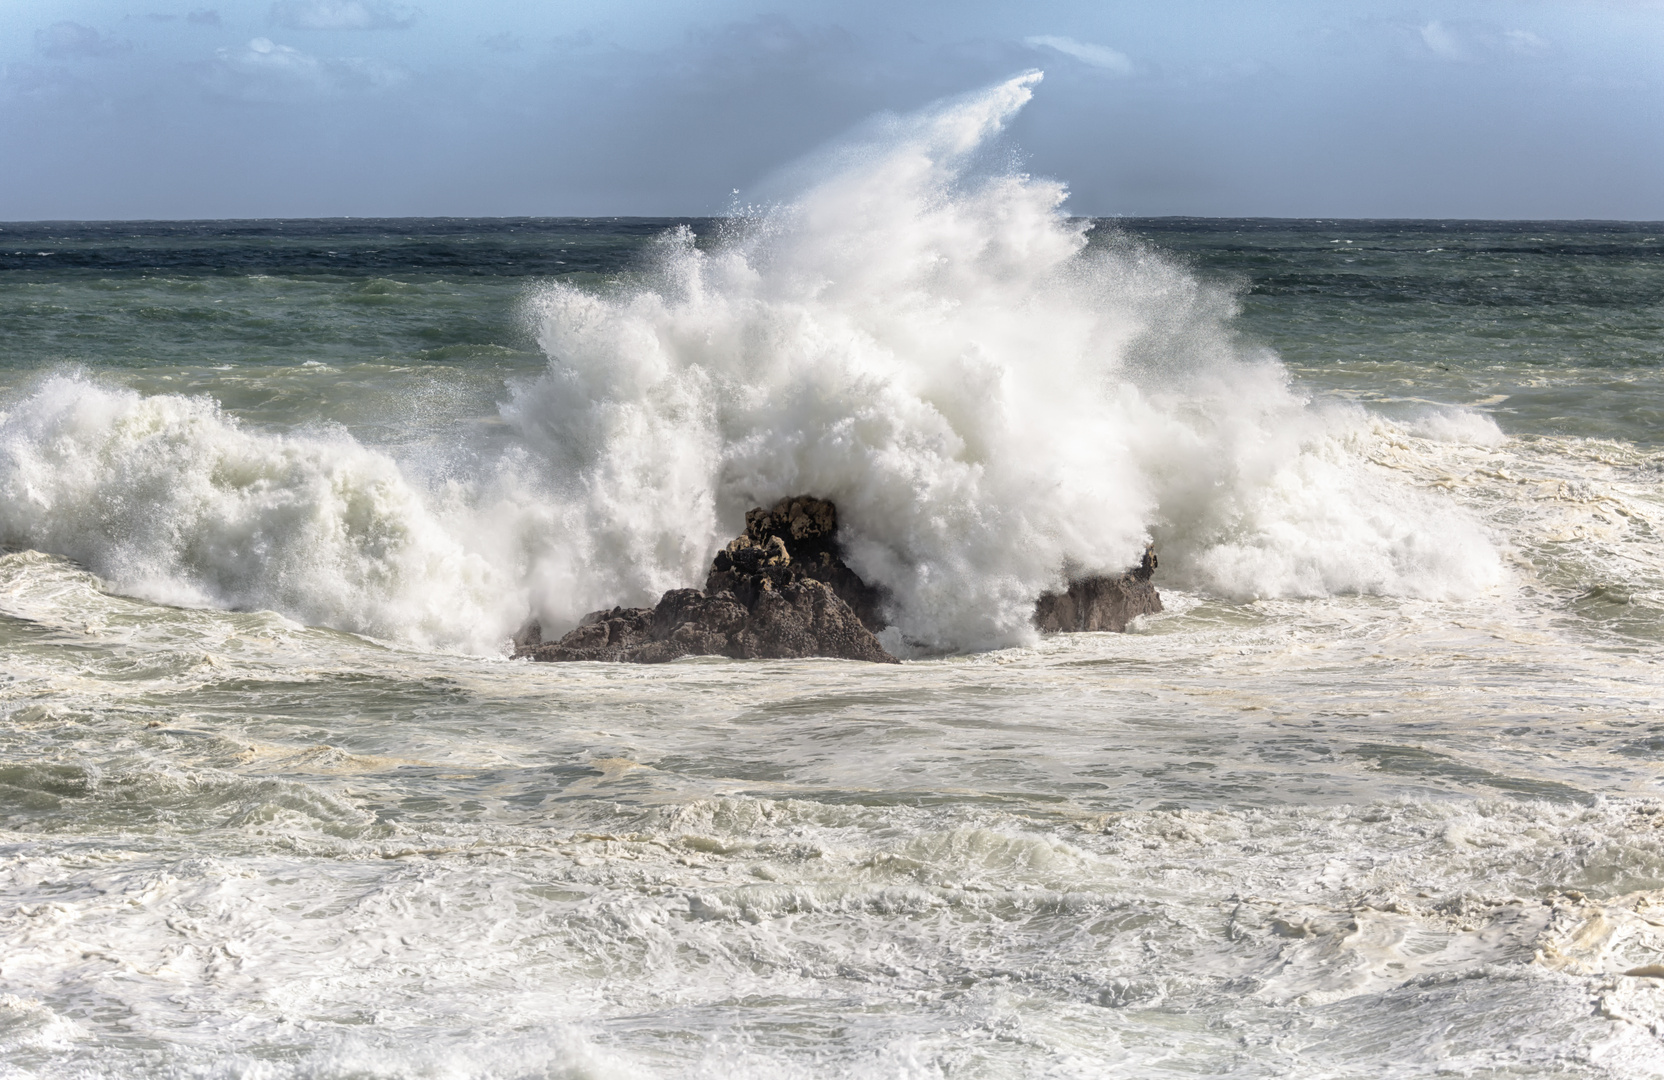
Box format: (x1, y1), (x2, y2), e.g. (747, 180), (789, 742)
(1, 196), (1662, 1078)
(1149, 219), (1664, 445)
(8, 218), (1662, 444)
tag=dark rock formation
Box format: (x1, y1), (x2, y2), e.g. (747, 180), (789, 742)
(705, 496), (887, 633)
(515, 496), (898, 664)
(513, 496), (1162, 662)
(1033, 546), (1162, 633)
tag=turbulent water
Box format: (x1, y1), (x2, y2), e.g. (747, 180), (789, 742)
(2, 75), (1663, 1077)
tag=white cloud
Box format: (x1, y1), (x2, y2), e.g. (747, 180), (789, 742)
(1420, 20), (1465, 60)
(1414, 20), (1548, 62)
(207, 36), (406, 101)
(1024, 34), (1133, 75)
(216, 37), (325, 96)
(269, 1), (417, 31)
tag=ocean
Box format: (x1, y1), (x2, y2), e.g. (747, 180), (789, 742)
(2, 76), (1663, 1078)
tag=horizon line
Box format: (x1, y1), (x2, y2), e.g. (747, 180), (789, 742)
(4, 214), (1664, 227)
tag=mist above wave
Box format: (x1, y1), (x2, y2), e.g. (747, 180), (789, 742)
(507, 72), (1502, 648)
(0, 73), (1503, 652)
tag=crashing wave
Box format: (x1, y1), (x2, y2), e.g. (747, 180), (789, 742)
(0, 73), (1503, 653)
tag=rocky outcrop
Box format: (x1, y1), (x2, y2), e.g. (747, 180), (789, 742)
(515, 496), (898, 664)
(1033, 546), (1162, 633)
(514, 496), (1162, 663)
(704, 496), (886, 633)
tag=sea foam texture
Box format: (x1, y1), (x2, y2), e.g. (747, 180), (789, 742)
(0, 73), (1502, 652)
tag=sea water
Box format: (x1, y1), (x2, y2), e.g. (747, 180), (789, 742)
(1, 75), (1662, 1078)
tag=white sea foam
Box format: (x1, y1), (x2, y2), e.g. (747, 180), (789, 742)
(1401, 405), (1508, 446)
(0, 74), (1504, 652)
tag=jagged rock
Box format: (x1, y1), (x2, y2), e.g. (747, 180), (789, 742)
(705, 495), (886, 633)
(1033, 546), (1162, 633)
(516, 496), (898, 664)
(514, 497), (1162, 661)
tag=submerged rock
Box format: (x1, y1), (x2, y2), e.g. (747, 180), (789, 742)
(1033, 546), (1162, 633)
(516, 496), (898, 664)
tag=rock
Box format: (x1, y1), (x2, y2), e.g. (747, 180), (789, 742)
(516, 496), (898, 664)
(705, 495), (886, 633)
(514, 497), (1163, 661)
(1033, 546), (1162, 633)
(514, 605), (655, 662)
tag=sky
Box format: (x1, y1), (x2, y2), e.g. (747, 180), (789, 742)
(2, 0), (1661, 220)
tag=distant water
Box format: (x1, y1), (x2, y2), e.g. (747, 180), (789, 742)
(2, 77), (1663, 1078)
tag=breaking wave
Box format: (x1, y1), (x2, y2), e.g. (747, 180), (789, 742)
(0, 73), (1503, 652)
(504, 72), (1502, 647)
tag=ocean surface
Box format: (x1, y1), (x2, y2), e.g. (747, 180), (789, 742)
(2, 78), (1663, 1078)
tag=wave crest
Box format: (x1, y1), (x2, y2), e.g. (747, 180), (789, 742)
(507, 73), (1502, 648)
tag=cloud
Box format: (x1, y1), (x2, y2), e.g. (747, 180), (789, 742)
(1024, 34), (1133, 75)
(34, 22), (131, 59)
(207, 36), (406, 101)
(1504, 29), (1549, 55)
(268, 1), (417, 31)
(481, 32), (520, 54)
(1420, 20), (1465, 60)
(1414, 21), (1548, 63)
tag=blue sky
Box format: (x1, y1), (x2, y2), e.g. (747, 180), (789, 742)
(2, 0), (1661, 219)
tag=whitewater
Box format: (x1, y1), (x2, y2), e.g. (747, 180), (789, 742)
(2, 74), (1663, 1077)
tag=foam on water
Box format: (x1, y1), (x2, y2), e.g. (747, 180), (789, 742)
(1, 523), (1661, 1076)
(8, 750), (1664, 1078)
(0, 74), (1505, 653)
